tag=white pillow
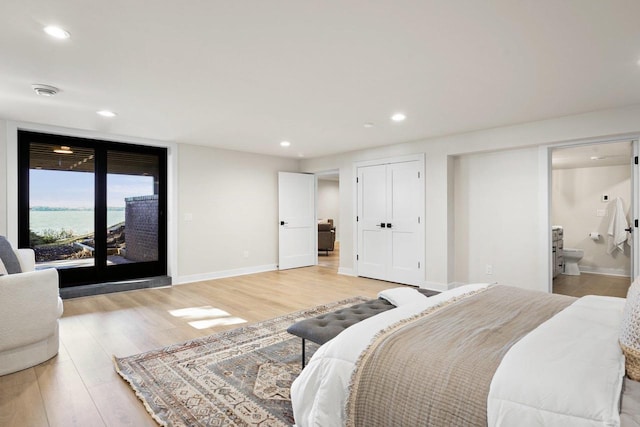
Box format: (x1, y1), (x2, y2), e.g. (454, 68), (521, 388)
(620, 277), (640, 380)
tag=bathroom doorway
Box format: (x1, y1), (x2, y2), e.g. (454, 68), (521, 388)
(550, 140), (634, 298)
(316, 170), (340, 271)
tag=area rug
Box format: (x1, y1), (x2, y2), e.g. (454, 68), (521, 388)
(114, 296), (369, 427)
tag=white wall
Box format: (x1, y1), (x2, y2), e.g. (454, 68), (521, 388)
(454, 147), (543, 290)
(301, 104), (640, 291)
(552, 165), (631, 276)
(0, 119), (7, 237)
(317, 179), (340, 240)
(177, 144), (299, 282)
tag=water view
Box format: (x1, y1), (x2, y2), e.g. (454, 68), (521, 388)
(30, 207), (126, 236)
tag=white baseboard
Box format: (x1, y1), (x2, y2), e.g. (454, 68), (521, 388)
(337, 267), (355, 276)
(420, 281), (455, 292)
(445, 281), (467, 289)
(176, 264), (278, 285)
(577, 266), (630, 277)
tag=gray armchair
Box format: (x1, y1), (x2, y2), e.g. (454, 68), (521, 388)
(318, 221), (336, 255)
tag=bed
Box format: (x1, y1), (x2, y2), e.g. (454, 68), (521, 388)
(291, 283), (640, 427)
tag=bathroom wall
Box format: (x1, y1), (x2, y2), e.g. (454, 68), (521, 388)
(552, 164), (631, 276)
(317, 178), (340, 241)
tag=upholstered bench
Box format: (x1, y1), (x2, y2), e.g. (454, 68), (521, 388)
(287, 289), (439, 367)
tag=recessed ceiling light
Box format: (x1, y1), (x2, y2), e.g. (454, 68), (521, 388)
(363, 122), (374, 128)
(280, 141), (291, 147)
(32, 84), (59, 96)
(590, 156), (605, 160)
(43, 26), (70, 40)
(391, 113), (406, 122)
(97, 110), (117, 117)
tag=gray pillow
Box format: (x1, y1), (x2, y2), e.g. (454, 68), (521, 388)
(0, 236), (22, 274)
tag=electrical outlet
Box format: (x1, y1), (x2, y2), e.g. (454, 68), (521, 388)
(486, 264), (493, 275)
(243, 250), (249, 258)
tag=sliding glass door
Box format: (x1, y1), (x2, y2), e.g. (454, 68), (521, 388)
(18, 131), (167, 288)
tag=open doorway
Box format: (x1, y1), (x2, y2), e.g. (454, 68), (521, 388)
(550, 140), (634, 298)
(316, 170), (339, 271)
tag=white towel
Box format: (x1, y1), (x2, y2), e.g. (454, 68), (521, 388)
(607, 197), (629, 254)
(378, 287), (427, 306)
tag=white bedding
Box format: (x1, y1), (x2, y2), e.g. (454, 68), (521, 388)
(488, 295), (626, 427)
(291, 285), (627, 427)
(377, 286), (427, 306)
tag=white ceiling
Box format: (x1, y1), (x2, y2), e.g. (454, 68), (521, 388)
(2, 1), (640, 159)
(552, 141), (633, 169)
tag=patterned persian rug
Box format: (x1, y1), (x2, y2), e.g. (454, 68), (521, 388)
(114, 297), (369, 427)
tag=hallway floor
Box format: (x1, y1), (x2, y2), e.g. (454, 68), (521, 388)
(553, 272), (631, 298)
(317, 242), (339, 271)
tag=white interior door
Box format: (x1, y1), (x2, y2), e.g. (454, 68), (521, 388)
(357, 160), (424, 285)
(357, 164), (388, 280)
(278, 172), (316, 270)
(632, 140), (639, 280)
(387, 161), (424, 285)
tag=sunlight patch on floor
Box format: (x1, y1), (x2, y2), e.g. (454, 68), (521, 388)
(169, 306), (247, 329)
(189, 317), (247, 329)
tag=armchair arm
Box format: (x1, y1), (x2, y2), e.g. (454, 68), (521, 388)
(0, 268), (62, 352)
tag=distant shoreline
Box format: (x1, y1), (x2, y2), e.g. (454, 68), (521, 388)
(30, 206), (125, 211)
(30, 208), (126, 235)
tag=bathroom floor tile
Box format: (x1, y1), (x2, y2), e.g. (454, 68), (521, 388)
(553, 273), (631, 298)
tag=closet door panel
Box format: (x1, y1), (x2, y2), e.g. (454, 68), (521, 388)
(357, 165), (388, 280)
(388, 161), (423, 284)
(360, 230), (388, 279)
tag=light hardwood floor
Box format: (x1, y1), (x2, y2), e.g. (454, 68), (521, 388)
(0, 265), (394, 427)
(317, 242), (339, 270)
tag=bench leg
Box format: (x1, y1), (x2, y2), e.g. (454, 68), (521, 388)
(301, 338), (306, 368)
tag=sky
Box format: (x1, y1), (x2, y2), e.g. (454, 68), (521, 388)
(30, 169), (154, 208)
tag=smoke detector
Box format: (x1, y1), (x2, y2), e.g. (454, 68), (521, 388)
(32, 84), (60, 97)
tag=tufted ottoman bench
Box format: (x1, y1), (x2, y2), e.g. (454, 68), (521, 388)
(287, 289), (439, 367)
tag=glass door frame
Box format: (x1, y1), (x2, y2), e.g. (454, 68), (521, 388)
(17, 130), (168, 288)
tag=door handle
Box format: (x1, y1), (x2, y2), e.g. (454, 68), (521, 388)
(625, 227), (633, 233)
(387, 223), (392, 228)
(280, 221), (288, 226)
(380, 222), (386, 228)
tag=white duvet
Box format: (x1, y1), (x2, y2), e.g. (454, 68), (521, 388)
(291, 285), (627, 427)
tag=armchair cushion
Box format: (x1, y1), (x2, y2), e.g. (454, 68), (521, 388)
(0, 236), (22, 274)
(16, 248), (36, 272)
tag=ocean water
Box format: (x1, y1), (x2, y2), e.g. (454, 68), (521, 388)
(30, 208), (125, 236)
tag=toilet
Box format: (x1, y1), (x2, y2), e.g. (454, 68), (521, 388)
(562, 248), (584, 276)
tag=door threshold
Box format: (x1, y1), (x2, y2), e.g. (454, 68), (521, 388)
(59, 275), (171, 299)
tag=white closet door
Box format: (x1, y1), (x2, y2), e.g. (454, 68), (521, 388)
(356, 160), (424, 285)
(278, 172), (316, 270)
(357, 164), (388, 280)
(387, 161), (423, 285)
